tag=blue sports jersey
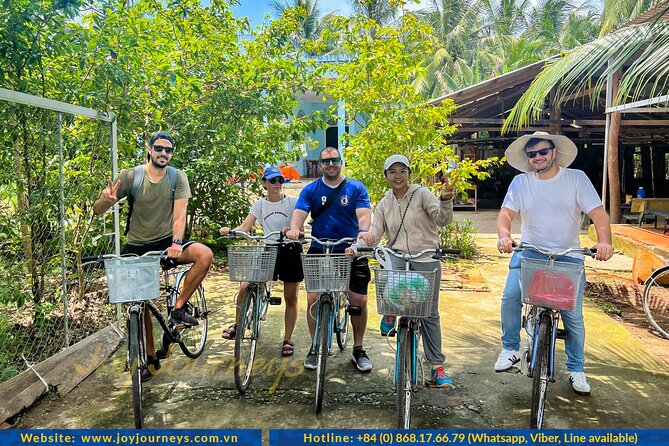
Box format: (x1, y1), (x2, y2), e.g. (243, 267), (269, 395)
(295, 177), (371, 251)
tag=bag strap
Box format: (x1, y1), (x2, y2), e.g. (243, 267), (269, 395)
(310, 178), (348, 223)
(125, 165), (178, 235)
(386, 187), (419, 248)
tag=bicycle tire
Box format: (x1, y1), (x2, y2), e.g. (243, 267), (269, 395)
(530, 314), (551, 429)
(172, 271), (208, 358)
(396, 325), (412, 429)
(315, 299), (332, 414)
(128, 312), (144, 429)
(234, 288), (258, 393)
(643, 266), (669, 340)
(336, 292), (349, 350)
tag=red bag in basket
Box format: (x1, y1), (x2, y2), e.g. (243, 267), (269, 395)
(528, 269), (576, 310)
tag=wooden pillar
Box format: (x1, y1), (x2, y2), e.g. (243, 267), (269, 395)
(608, 69), (622, 224)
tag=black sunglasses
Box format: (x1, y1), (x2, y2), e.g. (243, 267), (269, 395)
(320, 157), (341, 165)
(265, 177), (284, 184)
(152, 145), (174, 154)
(526, 148), (553, 158)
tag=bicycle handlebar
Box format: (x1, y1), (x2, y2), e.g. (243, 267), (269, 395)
(513, 242), (596, 258)
(356, 245), (460, 261)
(298, 235), (356, 247)
(225, 230), (284, 241)
(81, 251), (167, 264)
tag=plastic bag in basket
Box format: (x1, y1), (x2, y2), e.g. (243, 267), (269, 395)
(528, 269), (576, 309)
(383, 271), (430, 312)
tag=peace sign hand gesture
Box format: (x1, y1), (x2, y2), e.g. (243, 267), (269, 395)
(102, 178), (121, 205)
(439, 174), (455, 201)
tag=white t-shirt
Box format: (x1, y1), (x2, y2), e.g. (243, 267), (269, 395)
(250, 195), (298, 244)
(501, 168), (602, 254)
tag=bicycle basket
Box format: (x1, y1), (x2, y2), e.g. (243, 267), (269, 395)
(520, 257), (584, 311)
(104, 256), (161, 304)
(301, 253), (352, 292)
(374, 267), (437, 317)
(228, 245), (278, 282)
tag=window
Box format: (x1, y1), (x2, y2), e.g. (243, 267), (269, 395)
(665, 152), (669, 181)
(633, 148), (643, 180)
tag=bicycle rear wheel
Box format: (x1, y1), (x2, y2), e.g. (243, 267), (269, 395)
(396, 325), (413, 429)
(127, 312), (144, 429)
(336, 292), (349, 350)
(643, 266), (669, 339)
(315, 299), (332, 414)
(530, 315), (551, 429)
(234, 288), (259, 393)
(174, 273), (208, 358)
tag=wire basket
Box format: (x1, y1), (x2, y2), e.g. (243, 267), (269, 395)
(374, 267), (437, 317)
(104, 256), (161, 304)
(301, 253), (352, 292)
(520, 257), (584, 311)
(228, 245), (278, 282)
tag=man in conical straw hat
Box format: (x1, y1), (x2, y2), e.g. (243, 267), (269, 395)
(494, 131), (614, 396)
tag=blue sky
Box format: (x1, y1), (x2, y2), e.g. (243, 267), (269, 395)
(231, 0), (430, 27)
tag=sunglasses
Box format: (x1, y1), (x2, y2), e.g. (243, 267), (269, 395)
(526, 148), (553, 158)
(320, 157), (341, 166)
(265, 177), (284, 184)
(152, 145), (174, 154)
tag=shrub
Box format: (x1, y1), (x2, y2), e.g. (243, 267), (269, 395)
(439, 219), (478, 260)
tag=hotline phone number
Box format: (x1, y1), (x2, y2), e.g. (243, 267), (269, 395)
(355, 432), (469, 444)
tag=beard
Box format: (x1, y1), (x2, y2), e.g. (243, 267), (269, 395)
(534, 157), (555, 173)
(150, 154), (169, 169)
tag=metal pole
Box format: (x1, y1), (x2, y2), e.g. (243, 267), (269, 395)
(110, 119), (122, 325)
(58, 113), (69, 347)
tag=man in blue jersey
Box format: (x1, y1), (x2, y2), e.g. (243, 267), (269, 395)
(286, 147), (376, 372)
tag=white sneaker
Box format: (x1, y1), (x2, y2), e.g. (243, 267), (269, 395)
(494, 349), (520, 372)
(569, 372), (591, 395)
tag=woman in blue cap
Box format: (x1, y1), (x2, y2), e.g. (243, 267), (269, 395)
(220, 166), (304, 356)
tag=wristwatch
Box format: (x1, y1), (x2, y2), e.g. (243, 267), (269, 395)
(173, 238), (183, 245)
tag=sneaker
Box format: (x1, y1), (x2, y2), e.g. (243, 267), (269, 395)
(494, 349), (521, 372)
(351, 347), (373, 372)
(380, 315), (396, 336)
(303, 350), (318, 370)
(140, 356), (160, 382)
(569, 372), (591, 395)
(171, 306), (198, 326)
(429, 365), (453, 388)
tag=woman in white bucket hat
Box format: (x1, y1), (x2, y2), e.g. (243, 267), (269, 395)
(495, 131), (614, 396)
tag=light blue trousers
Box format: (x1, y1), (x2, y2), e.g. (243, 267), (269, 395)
(501, 250), (587, 372)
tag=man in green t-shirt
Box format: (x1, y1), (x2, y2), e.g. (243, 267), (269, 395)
(93, 131), (213, 381)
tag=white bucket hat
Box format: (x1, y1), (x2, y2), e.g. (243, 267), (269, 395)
(505, 131), (578, 173)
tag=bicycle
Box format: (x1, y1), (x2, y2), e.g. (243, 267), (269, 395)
(513, 243), (595, 429)
(300, 235), (357, 414)
(642, 262), (669, 340)
(83, 251), (209, 429)
(357, 245), (459, 429)
(225, 230), (286, 393)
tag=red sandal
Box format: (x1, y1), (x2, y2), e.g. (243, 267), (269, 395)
(281, 340), (294, 357)
(221, 324), (237, 340)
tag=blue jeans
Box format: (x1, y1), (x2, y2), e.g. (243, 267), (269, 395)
(501, 250), (587, 372)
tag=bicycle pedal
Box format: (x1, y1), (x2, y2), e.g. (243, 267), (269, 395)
(347, 306), (362, 316)
(269, 297), (282, 305)
(556, 328), (568, 339)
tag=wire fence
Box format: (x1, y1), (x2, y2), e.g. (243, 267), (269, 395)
(0, 89), (118, 383)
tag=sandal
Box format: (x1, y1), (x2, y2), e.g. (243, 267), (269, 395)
(221, 323), (237, 340)
(281, 340), (294, 357)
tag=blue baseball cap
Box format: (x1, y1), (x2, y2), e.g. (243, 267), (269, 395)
(262, 165), (284, 180)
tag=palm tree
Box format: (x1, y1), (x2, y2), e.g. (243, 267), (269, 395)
(271, 0), (334, 49)
(479, 0), (530, 38)
(600, 0), (658, 35)
(349, 0), (398, 25)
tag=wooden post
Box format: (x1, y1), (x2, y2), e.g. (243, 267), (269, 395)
(608, 68), (622, 224)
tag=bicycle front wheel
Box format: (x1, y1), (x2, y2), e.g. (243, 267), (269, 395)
(170, 269), (209, 358)
(315, 299), (332, 414)
(336, 292), (349, 350)
(127, 312), (144, 429)
(396, 325), (413, 429)
(530, 315), (551, 429)
(234, 288), (258, 393)
(643, 266), (669, 340)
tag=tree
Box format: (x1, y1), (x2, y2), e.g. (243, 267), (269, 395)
(271, 0), (338, 51)
(316, 6), (499, 202)
(600, 0), (658, 35)
(349, 0), (399, 26)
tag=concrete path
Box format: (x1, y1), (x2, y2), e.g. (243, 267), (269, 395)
(16, 211), (669, 430)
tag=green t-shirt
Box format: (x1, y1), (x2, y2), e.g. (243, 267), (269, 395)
(116, 166), (191, 245)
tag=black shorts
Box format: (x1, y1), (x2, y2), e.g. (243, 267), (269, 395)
(122, 235), (197, 269)
(273, 242), (304, 283)
(306, 247), (370, 295)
